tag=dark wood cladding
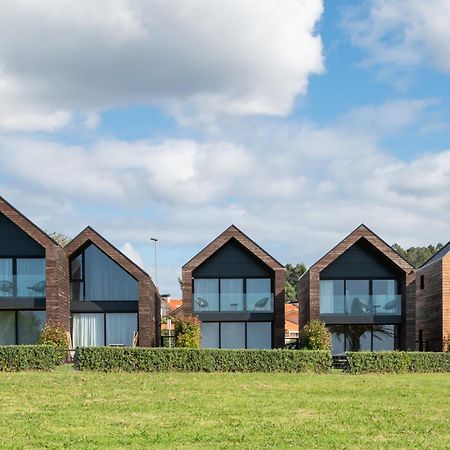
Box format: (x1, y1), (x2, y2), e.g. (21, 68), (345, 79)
(416, 255), (450, 352)
(298, 224), (416, 350)
(182, 225), (285, 348)
(0, 196), (70, 330)
(65, 227), (160, 347)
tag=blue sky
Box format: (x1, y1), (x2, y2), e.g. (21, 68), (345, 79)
(0, 0), (449, 296)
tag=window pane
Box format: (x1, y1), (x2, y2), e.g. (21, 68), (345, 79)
(346, 325), (373, 351)
(106, 313), (137, 347)
(247, 322), (271, 349)
(0, 311), (15, 344)
(84, 245), (138, 301)
(220, 279), (244, 311)
(193, 279), (219, 312)
(0, 259), (13, 298)
(373, 325), (396, 351)
(346, 280), (370, 315)
(373, 280), (400, 315)
(220, 322), (245, 349)
(247, 279), (272, 312)
(71, 254), (83, 280)
(17, 311), (46, 344)
(328, 325), (345, 355)
(16, 258), (46, 297)
(201, 322), (220, 348)
(72, 313), (104, 347)
(320, 280), (344, 314)
(71, 281), (84, 301)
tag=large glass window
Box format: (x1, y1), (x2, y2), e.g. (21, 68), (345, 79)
(106, 313), (137, 347)
(0, 310), (46, 344)
(320, 280), (344, 314)
(72, 312), (138, 347)
(220, 279), (244, 311)
(0, 311), (15, 344)
(0, 258), (45, 298)
(328, 324), (398, 354)
(221, 322), (246, 349)
(17, 311), (46, 344)
(70, 245), (138, 301)
(246, 278), (272, 311)
(193, 277), (273, 312)
(373, 280), (400, 315)
(247, 322), (272, 349)
(200, 321), (272, 349)
(200, 322), (220, 348)
(320, 279), (401, 316)
(193, 279), (219, 312)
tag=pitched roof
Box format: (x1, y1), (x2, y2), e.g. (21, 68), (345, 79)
(0, 195), (60, 249)
(420, 241), (450, 268)
(183, 224), (284, 270)
(65, 226), (152, 281)
(307, 224), (414, 274)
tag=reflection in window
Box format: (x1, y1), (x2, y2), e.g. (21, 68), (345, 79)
(346, 280), (370, 314)
(17, 311), (46, 344)
(372, 325), (395, 351)
(0, 311), (15, 344)
(193, 279), (219, 311)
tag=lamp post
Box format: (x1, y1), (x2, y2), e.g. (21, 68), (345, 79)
(150, 237), (158, 286)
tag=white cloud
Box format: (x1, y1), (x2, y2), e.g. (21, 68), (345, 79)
(121, 242), (145, 268)
(342, 0), (450, 74)
(0, 0), (324, 130)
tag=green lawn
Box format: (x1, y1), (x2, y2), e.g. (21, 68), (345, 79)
(0, 368), (449, 449)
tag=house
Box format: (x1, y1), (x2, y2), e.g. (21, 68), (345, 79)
(416, 242), (450, 351)
(285, 303), (299, 339)
(0, 195), (160, 347)
(161, 296), (183, 333)
(298, 225), (416, 354)
(181, 225), (285, 349)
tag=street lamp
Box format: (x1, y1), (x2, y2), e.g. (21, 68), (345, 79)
(150, 237), (158, 286)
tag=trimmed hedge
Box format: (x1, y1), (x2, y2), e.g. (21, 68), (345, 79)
(74, 347), (332, 373)
(0, 345), (64, 371)
(346, 351), (450, 374)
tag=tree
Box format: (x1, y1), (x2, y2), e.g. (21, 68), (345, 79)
(391, 243), (444, 269)
(285, 263), (307, 302)
(48, 232), (72, 247)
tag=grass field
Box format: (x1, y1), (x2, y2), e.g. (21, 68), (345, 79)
(0, 367), (449, 449)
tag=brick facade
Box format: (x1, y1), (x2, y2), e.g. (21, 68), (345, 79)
(0, 196), (70, 330)
(182, 225), (285, 347)
(298, 224), (416, 350)
(65, 227), (160, 347)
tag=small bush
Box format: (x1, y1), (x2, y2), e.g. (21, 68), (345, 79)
(299, 320), (331, 351)
(74, 347), (332, 373)
(0, 345), (63, 371)
(39, 320), (70, 362)
(346, 352), (450, 374)
(174, 316), (201, 348)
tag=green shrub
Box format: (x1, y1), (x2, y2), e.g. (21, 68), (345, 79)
(174, 316), (201, 348)
(346, 352), (450, 374)
(0, 345), (63, 371)
(39, 320), (70, 362)
(299, 320), (331, 351)
(74, 347), (332, 373)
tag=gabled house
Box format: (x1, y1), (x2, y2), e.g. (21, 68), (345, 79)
(298, 225), (416, 354)
(65, 227), (160, 347)
(416, 242), (450, 351)
(182, 225), (285, 348)
(0, 196), (69, 344)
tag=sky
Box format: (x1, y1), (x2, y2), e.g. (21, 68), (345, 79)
(0, 0), (449, 296)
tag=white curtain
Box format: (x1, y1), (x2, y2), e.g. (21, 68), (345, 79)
(320, 280), (334, 313)
(220, 279), (244, 311)
(193, 279), (219, 311)
(106, 313), (137, 346)
(72, 313), (104, 347)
